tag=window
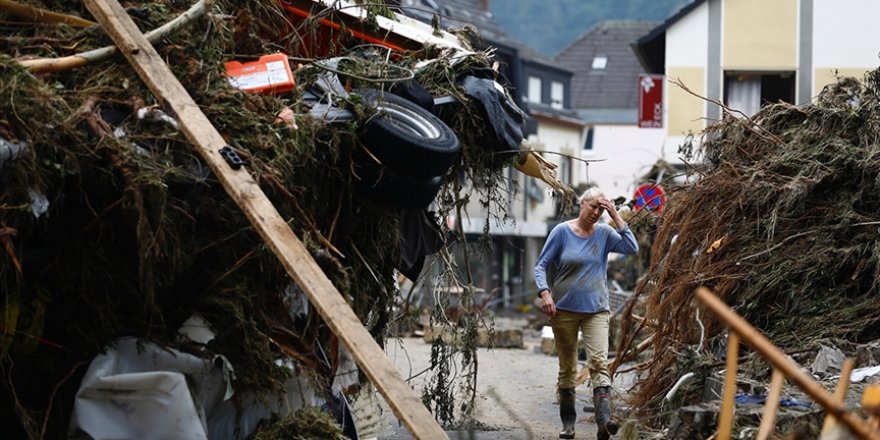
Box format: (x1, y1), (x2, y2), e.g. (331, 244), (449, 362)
(724, 72), (795, 117)
(528, 76), (542, 103)
(592, 56), (607, 70)
(560, 156), (572, 187)
(583, 127), (594, 151)
(550, 81), (564, 109)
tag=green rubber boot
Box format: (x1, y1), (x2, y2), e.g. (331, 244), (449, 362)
(594, 386), (619, 440)
(559, 387), (576, 439)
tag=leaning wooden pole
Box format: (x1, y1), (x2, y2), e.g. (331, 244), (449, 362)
(820, 358), (856, 439)
(716, 331), (740, 440)
(755, 368), (785, 440)
(695, 287), (880, 440)
(83, 1), (447, 438)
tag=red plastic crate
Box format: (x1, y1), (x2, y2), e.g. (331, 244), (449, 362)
(225, 53), (295, 94)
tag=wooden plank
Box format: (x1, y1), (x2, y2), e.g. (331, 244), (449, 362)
(819, 358), (855, 439)
(755, 368), (785, 440)
(695, 287), (880, 440)
(83, 1), (447, 438)
(716, 331), (740, 440)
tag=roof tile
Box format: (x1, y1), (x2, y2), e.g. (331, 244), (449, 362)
(555, 20), (659, 110)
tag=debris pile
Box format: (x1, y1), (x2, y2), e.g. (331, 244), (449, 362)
(618, 68), (880, 429)
(0, 0), (538, 437)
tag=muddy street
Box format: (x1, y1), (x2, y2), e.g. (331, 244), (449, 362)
(377, 322), (634, 440)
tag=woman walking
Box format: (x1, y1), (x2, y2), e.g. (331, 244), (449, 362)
(534, 187), (638, 439)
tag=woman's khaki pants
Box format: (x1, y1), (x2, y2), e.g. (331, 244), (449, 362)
(550, 309), (611, 389)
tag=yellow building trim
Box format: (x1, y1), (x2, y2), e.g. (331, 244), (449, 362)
(667, 66), (705, 136)
(723, 0), (797, 70)
(813, 67), (873, 97)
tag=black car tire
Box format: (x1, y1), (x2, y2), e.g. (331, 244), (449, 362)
(354, 163), (443, 210)
(388, 79), (436, 114)
(355, 88), (460, 178)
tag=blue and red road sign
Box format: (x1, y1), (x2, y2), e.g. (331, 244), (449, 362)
(634, 184), (666, 213)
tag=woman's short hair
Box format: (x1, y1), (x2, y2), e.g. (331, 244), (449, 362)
(579, 187), (605, 202)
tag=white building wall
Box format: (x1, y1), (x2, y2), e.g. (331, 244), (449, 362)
(666, 1), (710, 68)
(532, 121), (583, 219)
(811, 0), (880, 96)
(812, 0), (880, 68)
(663, 1), (710, 156)
(583, 125), (668, 200)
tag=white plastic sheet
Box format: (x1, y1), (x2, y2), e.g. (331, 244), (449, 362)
(69, 337), (322, 440)
(849, 365), (880, 383)
(69, 338), (217, 440)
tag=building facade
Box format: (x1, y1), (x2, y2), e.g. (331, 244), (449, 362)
(633, 0), (880, 151)
(556, 21), (670, 201)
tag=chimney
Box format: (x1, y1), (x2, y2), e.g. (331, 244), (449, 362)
(480, 0), (489, 12)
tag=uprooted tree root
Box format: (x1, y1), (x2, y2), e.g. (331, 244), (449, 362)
(618, 68), (880, 423)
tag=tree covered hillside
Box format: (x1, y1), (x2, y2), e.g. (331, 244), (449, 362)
(490, 0), (690, 56)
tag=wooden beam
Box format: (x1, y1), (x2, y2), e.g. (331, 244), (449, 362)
(755, 368), (785, 440)
(82, 1), (448, 438)
(695, 287), (880, 440)
(819, 358), (855, 439)
(716, 331), (740, 440)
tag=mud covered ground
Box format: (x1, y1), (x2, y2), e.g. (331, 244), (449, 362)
(380, 322), (638, 440)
